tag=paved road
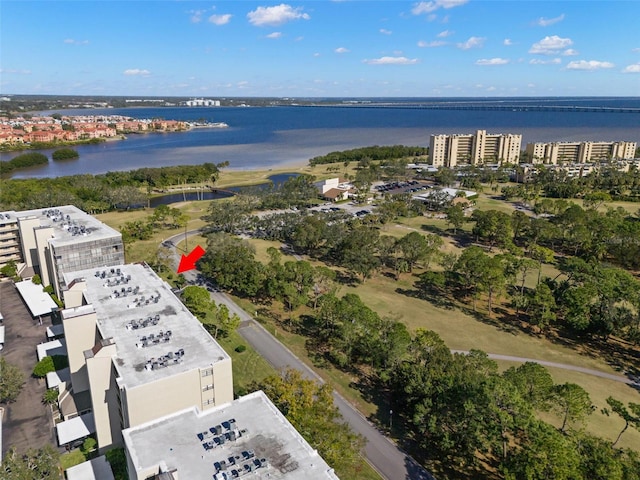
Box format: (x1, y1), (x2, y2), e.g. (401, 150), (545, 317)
(165, 230), (435, 480)
(453, 351), (640, 386)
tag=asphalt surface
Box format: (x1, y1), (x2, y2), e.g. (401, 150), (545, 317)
(165, 230), (435, 480)
(0, 281), (56, 457)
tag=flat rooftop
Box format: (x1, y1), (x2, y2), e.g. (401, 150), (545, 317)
(123, 390), (339, 480)
(16, 205), (121, 247)
(63, 263), (229, 389)
(0, 210), (18, 225)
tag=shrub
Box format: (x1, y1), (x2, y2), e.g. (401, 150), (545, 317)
(33, 357), (55, 378)
(234, 344), (247, 353)
(32, 274), (42, 285)
(42, 388), (59, 404)
(33, 355), (68, 378)
(81, 437), (97, 457)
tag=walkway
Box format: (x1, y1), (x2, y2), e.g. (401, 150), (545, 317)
(452, 350), (640, 386)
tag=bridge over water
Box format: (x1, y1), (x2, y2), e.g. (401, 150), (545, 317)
(301, 103), (640, 114)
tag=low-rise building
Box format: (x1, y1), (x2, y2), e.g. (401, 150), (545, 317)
(314, 178), (353, 202)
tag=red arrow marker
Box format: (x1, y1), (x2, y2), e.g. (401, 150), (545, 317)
(177, 245), (206, 273)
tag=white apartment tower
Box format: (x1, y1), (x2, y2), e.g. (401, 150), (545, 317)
(429, 130), (522, 167)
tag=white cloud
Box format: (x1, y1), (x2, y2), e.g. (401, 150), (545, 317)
(0, 68), (31, 74)
(529, 58), (561, 65)
(363, 56), (419, 65)
(247, 4), (310, 26)
(503, 38), (513, 46)
(123, 69), (151, 76)
(632, 47), (640, 53)
(623, 63), (640, 73)
(266, 32), (282, 39)
(566, 60), (614, 70)
(476, 58), (509, 65)
(437, 29), (454, 38)
(529, 35), (575, 55)
(457, 36), (485, 50)
(189, 9), (206, 23)
(417, 40), (446, 47)
(412, 0), (468, 15)
(380, 28), (392, 35)
(562, 49), (578, 56)
(335, 47), (350, 54)
(208, 14), (232, 25)
(535, 14), (565, 27)
(64, 38), (89, 45)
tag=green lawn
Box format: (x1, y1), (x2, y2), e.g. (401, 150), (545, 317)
(216, 331), (277, 396)
(59, 450), (87, 470)
(495, 360), (640, 451)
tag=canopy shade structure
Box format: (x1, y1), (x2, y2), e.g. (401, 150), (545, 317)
(56, 412), (95, 445)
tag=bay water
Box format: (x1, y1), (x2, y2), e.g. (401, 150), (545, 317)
(3, 97), (639, 179)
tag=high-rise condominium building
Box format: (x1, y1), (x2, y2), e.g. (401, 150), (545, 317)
(525, 140), (637, 164)
(57, 262), (234, 453)
(429, 130), (522, 167)
(0, 205), (124, 298)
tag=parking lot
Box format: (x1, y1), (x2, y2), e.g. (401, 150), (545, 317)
(0, 280), (56, 456)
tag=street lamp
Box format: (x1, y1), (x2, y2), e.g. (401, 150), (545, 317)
(389, 409), (393, 430)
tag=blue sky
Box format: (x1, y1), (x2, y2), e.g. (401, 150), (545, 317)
(2, 1), (639, 97)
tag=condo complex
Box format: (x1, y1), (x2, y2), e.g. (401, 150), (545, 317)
(429, 130), (637, 167)
(1, 205), (338, 479)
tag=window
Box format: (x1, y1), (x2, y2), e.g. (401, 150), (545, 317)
(201, 368), (213, 377)
(202, 384), (214, 392)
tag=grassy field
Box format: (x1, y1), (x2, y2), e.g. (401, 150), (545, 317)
(96, 175), (640, 456)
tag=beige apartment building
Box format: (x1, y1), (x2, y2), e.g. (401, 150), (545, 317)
(56, 262), (233, 453)
(429, 130), (522, 167)
(123, 391), (339, 480)
(525, 140), (637, 164)
(0, 211), (20, 269)
(0, 206), (124, 298)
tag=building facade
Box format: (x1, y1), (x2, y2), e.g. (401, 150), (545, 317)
(0, 206), (124, 298)
(57, 263), (234, 453)
(525, 140), (637, 164)
(429, 130), (522, 167)
(0, 211), (20, 269)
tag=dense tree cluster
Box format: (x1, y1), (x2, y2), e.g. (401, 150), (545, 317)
(0, 152), (48, 175)
(51, 147), (79, 161)
(1, 445), (60, 479)
(309, 145), (428, 166)
(256, 369), (365, 478)
(524, 164), (640, 202)
(0, 163), (224, 212)
(180, 285), (240, 338)
(0, 357), (25, 403)
(120, 204), (189, 244)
